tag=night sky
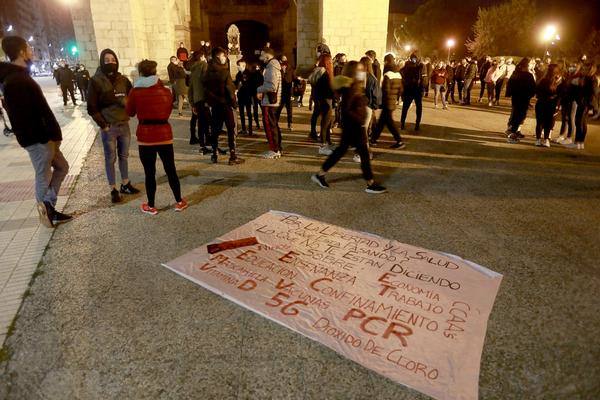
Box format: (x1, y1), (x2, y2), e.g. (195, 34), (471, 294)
(390, 0), (600, 41)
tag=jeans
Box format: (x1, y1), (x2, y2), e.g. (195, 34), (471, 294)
(535, 101), (557, 140)
(495, 78), (505, 102)
(486, 82), (495, 103)
(210, 104), (237, 154)
(318, 99), (333, 145)
(138, 144), (181, 207)
(251, 95), (261, 128)
(456, 80), (464, 101)
(262, 106), (282, 152)
(371, 107), (402, 143)
(463, 78), (474, 104)
(559, 101), (576, 138)
(400, 88), (423, 129)
(24, 141), (69, 207)
(575, 104), (589, 143)
(100, 123), (131, 186)
(434, 84), (447, 107)
(445, 81), (456, 103)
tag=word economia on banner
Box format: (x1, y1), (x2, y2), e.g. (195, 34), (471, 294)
(163, 211), (503, 400)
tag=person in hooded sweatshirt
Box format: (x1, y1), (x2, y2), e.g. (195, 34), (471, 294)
(506, 58), (536, 143)
(276, 55), (297, 132)
(203, 47), (244, 165)
(0, 36), (72, 227)
(87, 48), (140, 203)
(534, 63), (561, 148)
(370, 60), (404, 149)
(256, 47), (283, 159)
(56, 60), (77, 106)
(75, 64), (90, 103)
(400, 53), (424, 131)
(126, 59), (187, 215)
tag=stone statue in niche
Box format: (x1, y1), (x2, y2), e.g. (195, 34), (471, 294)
(227, 24), (241, 56)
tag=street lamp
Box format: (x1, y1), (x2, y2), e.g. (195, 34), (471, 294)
(404, 44), (412, 54)
(446, 38), (455, 63)
(541, 24), (560, 58)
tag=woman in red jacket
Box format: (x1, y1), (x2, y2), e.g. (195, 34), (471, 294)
(126, 60), (187, 215)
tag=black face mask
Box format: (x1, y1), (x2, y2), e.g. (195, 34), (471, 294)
(102, 63), (117, 75)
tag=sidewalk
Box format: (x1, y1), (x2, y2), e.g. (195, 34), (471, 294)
(0, 77), (97, 345)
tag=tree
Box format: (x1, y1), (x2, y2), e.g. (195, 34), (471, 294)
(466, 0), (536, 58)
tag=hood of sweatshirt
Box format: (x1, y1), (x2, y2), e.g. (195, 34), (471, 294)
(99, 48), (119, 71)
(384, 71), (402, 80)
(0, 62), (27, 85)
(134, 75), (160, 88)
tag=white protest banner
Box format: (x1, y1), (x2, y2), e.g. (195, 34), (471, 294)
(163, 211), (502, 400)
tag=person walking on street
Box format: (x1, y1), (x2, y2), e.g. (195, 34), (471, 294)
(311, 61), (387, 194)
(257, 47), (283, 159)
(188, 51), (212, 154)
(75, 64), (90, 102)
(87, 48), (140, 203)
(126, 59), (187, 215)
(168, 56), (188, 116)
(203, 47), (245, 165)
(276, 56), (296, 131)
(400, 53), (424, 131)
(506, 58), (536, 143)
(370, 62), (404, 149)
(56, 61), (77, 106)
(0, 36), (72, 227)
(534, 63), (561, 148)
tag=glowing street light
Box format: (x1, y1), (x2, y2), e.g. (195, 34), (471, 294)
(28, 36), (34, 42)
(404, 44), (412, 53)
(6, 25), (13, 32)
(540, 24), (560, 58)
(446, 38), (456, 63)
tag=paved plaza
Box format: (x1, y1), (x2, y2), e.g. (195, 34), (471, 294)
(0, 77), (599, 399)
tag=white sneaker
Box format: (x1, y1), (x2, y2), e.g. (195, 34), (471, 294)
(564, 142), (579, 149)
(554, 135), (565, 143)
(262, 150), (281, 159)
(578, 143), (584, 150)
(318, 145), (333, 156)
(352, 154), (361, 163)
(543, 139), (550, 148)
(561, 138), (573, 145)
(488, 102), (492, 107)
(535, 139), (542, 147)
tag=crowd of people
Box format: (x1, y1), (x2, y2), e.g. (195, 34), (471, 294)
(1, 34), (599, 227)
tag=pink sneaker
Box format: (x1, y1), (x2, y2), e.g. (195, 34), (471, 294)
(141, 203), (158, 215)
(174, 199), (188, 212)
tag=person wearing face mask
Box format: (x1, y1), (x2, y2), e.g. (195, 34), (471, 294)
(311, 61), (386, 194)
(462, 57), (478, 105)
(534, 64), (561, 147)
(492, 57), (508, 105)
(56, 61), (77, 107)
(400, 53), (424, 131)
(477, 55), (492, 103)
(276, 56), (297, 131)
(312, 53), (335, 155)
(454, 59), (467, 103)
(0, 36), (72, 227)
(75, 64), (90, 103)
(168, 56), (188, 117)
(256, 47), (283, 159)
(203, 47), (244, 165)
(555, 63), (578, 144)
(565, 63), (596, 150)
(484, 60), (498, 107)
(88, 48), (139, 203)
(188, 51), (212, 154)
(234, 59), (254, 136)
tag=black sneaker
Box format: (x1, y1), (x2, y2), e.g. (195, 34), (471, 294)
(390, 142), (406, 149)
(200, 147), (212, 155)
(365, 183), (387, 194)
(111, 189), (121, 203)
(52, 210), (73, 225)
(228, 157), (245, 165)
(211, 154), (218, 164)
(37, 202), (54, 228)
(217, 148), (227, 155)
(311, 174), (329, 189)
(120, 182), (140, 194)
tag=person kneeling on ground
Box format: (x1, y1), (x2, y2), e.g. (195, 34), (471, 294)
(0, 36), (72, 227)
(311, 61), (387, 194)
(126, 60), (188, 215)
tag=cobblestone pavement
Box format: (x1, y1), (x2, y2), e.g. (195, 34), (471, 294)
(0, 84), (599, 399)
(0, 77), (96, 345)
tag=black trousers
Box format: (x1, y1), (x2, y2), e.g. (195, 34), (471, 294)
(262, 106), (282, 152)
(535, 101), (556, 139)
(276, 96), (293, 128)
(78, 86), (87, 102)
(559, 101), (574, 138)
(310, 99), (320, 135)
(239, 102), (254, 133)
(210, 104), (236, 154)
(251, 95), (261, 128)
(400, 89), (423, 129)
(138, 144), (181, 207)
(508, 98), (529, 133)
(191, 102), (211, 147)
(495, 78), (505, 102)
(478, 78), (486, 99)
(456, 80), (464, 101)
(371, 108), (402, 143)
(445, 81), (456, 103)
(61, 85), (76, 105)
(318, 99), (333, 145)
(322, 134), (373, 182)
(575, 104), (589, 143)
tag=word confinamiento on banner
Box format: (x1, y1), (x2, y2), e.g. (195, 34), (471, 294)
(162, 211), (503, 400)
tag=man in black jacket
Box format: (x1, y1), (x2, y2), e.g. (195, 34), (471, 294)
(56, 61), (77, 106)
(365, 50), (382, 82)
(478, 55), (492, 102)
(203, 47), (244, 165)
(87, 48), (139, 203)
(0, 36), (72, 227)
(75, 64), (90, 102)
(400, 53), (424, 131)
(454, 59), (466, 103)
